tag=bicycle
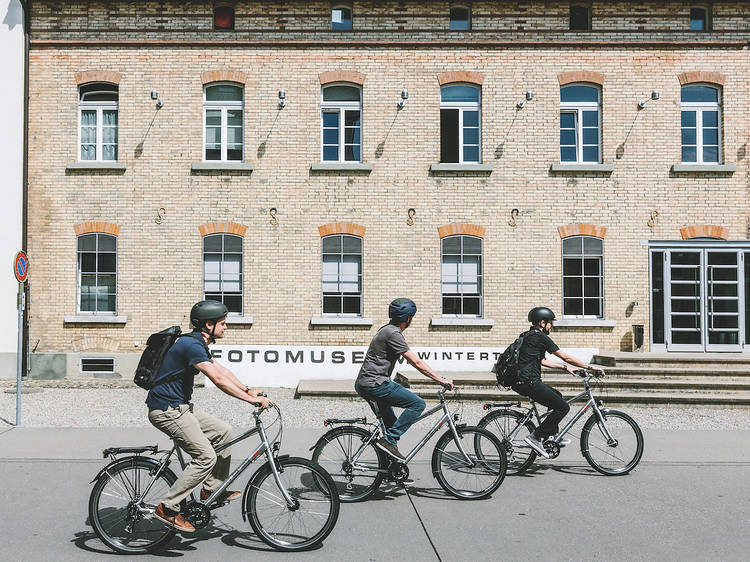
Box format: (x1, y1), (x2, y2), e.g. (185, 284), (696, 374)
(478, 369), (644, 476)
(88, 401), (340, 554)
(310, 387), (507, 501)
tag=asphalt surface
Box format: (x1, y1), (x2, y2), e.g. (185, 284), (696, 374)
(1, 426), (750, 561)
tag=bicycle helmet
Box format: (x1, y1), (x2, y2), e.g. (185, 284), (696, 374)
(389, 298), (417, 323)
(190, 300), (229, 330)
(528, 306), (556, 324)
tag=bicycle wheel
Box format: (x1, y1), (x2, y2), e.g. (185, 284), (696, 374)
(246, 456), (340, 551)
(581, 410), (644, 475)
(477, 409), (538, 475)
(311, 425), (385, 502)
(432, 426), (507, 500)
(88, 457), (177, 554)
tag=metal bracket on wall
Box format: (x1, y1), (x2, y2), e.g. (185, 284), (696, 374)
(647, 210), (659, 228)
(508, 208), (519, 227)
(154, 207), (166, 224)
(406, 208), (416, 226)
(269, 207), (278, 226)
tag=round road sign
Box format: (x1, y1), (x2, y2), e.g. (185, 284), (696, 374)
(14, 251), (28, 282)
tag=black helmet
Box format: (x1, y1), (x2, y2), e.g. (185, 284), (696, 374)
(191, 300), (228, 329)
(389, 298), (417, 323)
(528, 306), (556, 324)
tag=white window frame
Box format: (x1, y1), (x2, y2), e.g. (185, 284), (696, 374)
(560, 84), (601, 164)
(441, 235), (483, 318)
(203, 82), (244, 162)
(202, 233), (244, 315)
(321, 234), (363, 317)
(562, 235), (604, 319)
(331, 4), (353, 30)
(78, 86), (118, 162)
(320, 83), (362, 163)
(440, 84), (481, 164)
(681, 84), (722, 165)
(76, 233), (117, 315)
(449, 5), (471, 30)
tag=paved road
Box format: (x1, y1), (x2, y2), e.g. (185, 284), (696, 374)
(1, 426), (749, 561)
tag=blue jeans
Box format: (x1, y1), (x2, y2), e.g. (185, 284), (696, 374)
(355, 380), (426, 445)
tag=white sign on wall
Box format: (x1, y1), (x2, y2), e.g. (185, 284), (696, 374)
(210, 345), (597, 387)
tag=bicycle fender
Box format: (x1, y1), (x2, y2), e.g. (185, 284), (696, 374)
(89, 455), (164, 484)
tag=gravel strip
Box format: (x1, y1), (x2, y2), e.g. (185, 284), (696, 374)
(1, 386), (749, 430)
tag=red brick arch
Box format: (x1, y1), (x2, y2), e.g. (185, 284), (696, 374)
(557, 224), (607, 239)
(677, 71), (726, 87)
(318, 223), (366, 237)
(74, 70), (121, 85)
(437, 71), (484, 87)
(680, 225), (729, 240)
(437, 223), (486, 239)
(198, 222), (247, 236)
(319, 71), (366, 86)
(557, 71), (605, 87)
(74, 222), (120, 236)
(200, 70), (248, 85)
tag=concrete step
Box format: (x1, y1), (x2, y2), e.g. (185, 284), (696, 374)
(594, 351), (750, 369)
(294, 379), (750, 406)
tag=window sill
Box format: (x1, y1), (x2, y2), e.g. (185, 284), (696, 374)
(555, 318), (616, 327)
(191, 162), (254, 172)
(671, 163), (737, 174)
(310, 316), (373, 326)
(430, 317), (495, 327)
(310, 162), (373, 173)
(64, 315), (127, 324)
(225, 316), (254, 326)
(429, 163), (493, 174)
(66, 162), (127, 171)
(549, 163), (614, 173)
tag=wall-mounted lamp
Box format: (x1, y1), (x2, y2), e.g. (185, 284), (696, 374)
(638, 90), (660, 109)
(516, 99), (526, 109)
(517, 91), (533, 109)
(278, 90), (287, 109)
(155, 99), (164, 109)
(398, 89), (409, 109)
(150, 90), (158, 100)
(525, 90), (534, 101)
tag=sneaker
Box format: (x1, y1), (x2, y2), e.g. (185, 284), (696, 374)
(545, 437), (572, 448)
(375, 437), (406, 461)
(200, 488), (241, 504)
(524, 435), (550, 459)
(153, 503), (195, 533)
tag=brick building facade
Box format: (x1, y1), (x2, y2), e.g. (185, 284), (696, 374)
(23, 1), (750, 380)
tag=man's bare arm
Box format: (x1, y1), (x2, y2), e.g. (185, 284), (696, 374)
(195, 361), (271, 407)
(401, 350), (454, 389)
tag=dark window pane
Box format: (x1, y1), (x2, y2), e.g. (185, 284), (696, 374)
(584, 277), (600, 297)
(322, 112), (340, 127)
(682, 128), (696, 145)
(222, 235), (241, 253)
(442, 236), (461, 254)
(323, 146), (339, 161)
(323, 86), (359, 102)
(564, 298), (583, 316)
(463, 297), (480, 316)
(569, 5), (591, 30)
(681, 86), (718, 103)
(98, 275), (116, 291)
(342, 296), (361, 314)
(223, 294), (242, 313)
(672, 315), (701, 329)
(681, 111), (696, 127)
(671, 283), (700, 297)
(205, 84), (242, 102)
(440, 109), (460, 163)
(690, 7), (707, 31)
(463, 127), (479, 145)
(652, 252), (665, 344)
(98, 235), (116, 252)
(671, 267), (699, 282)
(449, 7), (470, 30)
(98, 253), (116, 273)
(80, 253), (96, 272)
(323, 128), (339, 145)
(582, 111), (598, 127)
(344, 110), (361, 127)
(463, 111), (479, 127)
(560, 112), (576, 128)
(323, 295), (342, 314)
(441, 85), (479, 103)
(205, 149), (221, 160)
(563, 237), (583, 255)
(584, 258), (601, 276)
(213, 6), (234, 30)
(331, 7), (352, 30)
(563, 258), (583, 276)
(560, 129), (576, 145)
(703, 146), (719, 163)
(582, 146), (599, 162)
(564, 278), (583, 298)
(227, 149), (242, 161)
(703, 111), (718, 127)
(583, 298), (601, 316)
(561, 85), (598, 103)
(345, 145), (361, 162)
(582, 128), (598, 144)
(442, 296), (461, 315)
(322, 235), (341, 253)
(682, 146), (697, 162)
(345, 127), (361, 144)
(342, 235), (361, 253)
(583, 237), (603, 254)
(463, 237), (482, 255)
(463, 146), (479, 163)
(78, 234), (97, 251)
(672, 331), (701, 344)
(703, 128), (719, 145)
(204, 235), (222, 252)
(560, 147), (577, 162)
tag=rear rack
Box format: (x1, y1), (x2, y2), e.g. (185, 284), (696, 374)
(102, 445), (159, 458)
(482, 402), (521, 410)
(323, 417), (367, 426)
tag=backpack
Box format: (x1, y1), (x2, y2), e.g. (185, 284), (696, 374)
(133, 326), (189, 390)
(491, 331), (529, 388)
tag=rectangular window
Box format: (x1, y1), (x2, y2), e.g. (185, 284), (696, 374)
(77, 233), (117, 314)
(322, 235), (362, 315)
(562, 236), (603, 318)
(80, 357), (115, 375)
(441, 235), (482, 317)
(203, 234), (243, 314)
(570, 5), (591, 30)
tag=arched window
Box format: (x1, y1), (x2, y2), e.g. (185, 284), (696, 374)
(690, 6), (711, 31)
(441, 235), (482, 317)
(77, 233), (117, 313)
(440, 84), (481, 164)
(203, 233), (243, 313)
(331, 5), (352, 30)
(321, 84), (362, 163)
(78, 83), (118, 162)
(560, 84), (601, 163)
(449, 6), (471, 30)
(322, 234), (362, 315)
(562, 236), (603, 318)
(681, 84), (721, 164)
(203, 83), (244, 161)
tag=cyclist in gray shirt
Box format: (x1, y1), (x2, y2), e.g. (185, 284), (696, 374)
(355, 298), (453, 461)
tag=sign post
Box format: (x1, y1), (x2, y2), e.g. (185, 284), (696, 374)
(14, 251), (28, 427)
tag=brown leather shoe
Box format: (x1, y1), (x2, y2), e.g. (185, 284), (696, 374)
(200, 488), (241, 503)
(153, 503), (195, 533)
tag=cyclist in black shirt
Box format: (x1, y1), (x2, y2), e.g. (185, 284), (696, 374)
(513, 307), (605, 458)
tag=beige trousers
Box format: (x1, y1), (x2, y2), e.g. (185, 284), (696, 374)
(148, 404), (232, 512)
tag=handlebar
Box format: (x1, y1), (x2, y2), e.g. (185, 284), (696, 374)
(574, 368), (603, 379)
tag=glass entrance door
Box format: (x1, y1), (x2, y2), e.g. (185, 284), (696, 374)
(663, 249), (743, 351)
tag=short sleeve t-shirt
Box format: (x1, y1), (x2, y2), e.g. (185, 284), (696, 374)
(517, 328), (560, 382)
(145, 332), (211, 410)
(356, 324), (410, 387)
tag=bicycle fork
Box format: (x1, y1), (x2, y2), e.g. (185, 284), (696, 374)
(257, 423), (299, 510)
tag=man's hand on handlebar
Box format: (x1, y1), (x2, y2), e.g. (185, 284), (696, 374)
(252, 395), (273, 409)
(441, 378), (454, 391)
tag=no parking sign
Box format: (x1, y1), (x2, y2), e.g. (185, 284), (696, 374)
(14, 251), (28, 282)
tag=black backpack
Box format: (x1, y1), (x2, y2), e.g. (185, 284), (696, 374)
(133, 326), (190, 390)
(491, 331), (529, 388)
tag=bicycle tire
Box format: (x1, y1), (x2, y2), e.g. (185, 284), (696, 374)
(581, 410), (644, 475)
(88, 456), (177, 554)
(311, 425), (386, 502)
(432, 426), (507, 500)
(477, 409), (538, 475)
(245, 456), (340, 551)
